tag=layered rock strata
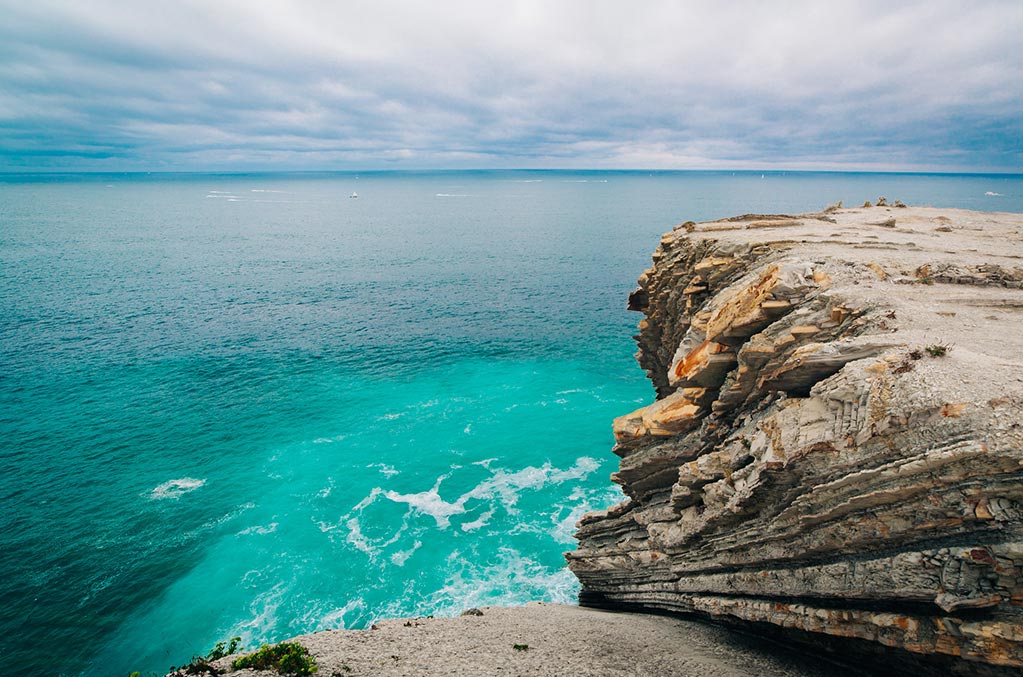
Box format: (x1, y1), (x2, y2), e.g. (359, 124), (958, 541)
(568, 206), (1023, 674)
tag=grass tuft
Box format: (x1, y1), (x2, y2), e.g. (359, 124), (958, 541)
(232, 642), (317, 676)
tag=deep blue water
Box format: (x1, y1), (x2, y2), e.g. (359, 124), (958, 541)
(1, 170), (1021, 676)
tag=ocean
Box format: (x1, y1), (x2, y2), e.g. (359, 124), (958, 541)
(2, 170), (1021, 676)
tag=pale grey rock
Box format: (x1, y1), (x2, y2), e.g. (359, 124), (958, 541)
(568, 206), (1023, 675)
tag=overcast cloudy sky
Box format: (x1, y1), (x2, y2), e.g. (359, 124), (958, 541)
(1, 0), (1020, 172)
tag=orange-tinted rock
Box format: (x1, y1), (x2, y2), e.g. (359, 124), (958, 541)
(569, 206), (1023, 674)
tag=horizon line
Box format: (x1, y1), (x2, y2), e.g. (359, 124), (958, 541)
(2, 167), (1022, 178)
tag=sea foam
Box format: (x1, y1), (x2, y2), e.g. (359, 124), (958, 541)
(149, 477), (206, 500)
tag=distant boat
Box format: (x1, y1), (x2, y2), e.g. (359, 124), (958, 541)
(349, 192), (359, 199)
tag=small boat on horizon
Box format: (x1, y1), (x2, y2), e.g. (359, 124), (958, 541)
(349, 192), (359, 199)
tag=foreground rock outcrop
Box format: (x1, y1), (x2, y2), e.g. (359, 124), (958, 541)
(568, 205), (1023, 674)
(181, 604), (841, 676)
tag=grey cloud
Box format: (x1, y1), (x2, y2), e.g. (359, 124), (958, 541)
(0, 0), (1020, 171)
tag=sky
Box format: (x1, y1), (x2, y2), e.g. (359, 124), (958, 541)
(1, 0), (1021, 172)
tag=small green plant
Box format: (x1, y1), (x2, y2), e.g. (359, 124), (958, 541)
(232, 642), (318, 676)
(168, 637), (244, 676)
(207, 638), (243, 661)
(167, 660), (218, 675)
(512, 644), (529, 651)
(925, 343), (952, 358)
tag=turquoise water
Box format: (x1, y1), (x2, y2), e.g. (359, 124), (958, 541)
(2, 170), (1021, 676)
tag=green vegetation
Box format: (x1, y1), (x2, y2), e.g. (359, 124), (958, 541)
(925, 343), (952, 357)
(231, 642), (318, 676)
(167, 658), (219, 675)
(208, 638), (243, 661)
(166, 637), (243, 676)
(512, 643), (529, 651)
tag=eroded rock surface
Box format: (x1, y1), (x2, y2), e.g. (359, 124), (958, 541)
(568, 206), (1023, 674)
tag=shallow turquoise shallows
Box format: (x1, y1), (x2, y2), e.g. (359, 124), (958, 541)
(2, 170), (1021, 676)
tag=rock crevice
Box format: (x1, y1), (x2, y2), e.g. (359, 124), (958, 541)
(568, 206), (1023, 674)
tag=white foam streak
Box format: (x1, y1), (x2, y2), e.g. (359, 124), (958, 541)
(382, 457), (601, 528)
(149, 477), (205, 500)
(311, 597), (365, 632)
(344, 489), (408, 557)
(426, 548), (580, 615)
(238, 522), (278, 536)
(460, 509), (494, 532)
(344, 515), (407, 556)
(383, 485), (466, 528)
(368, 463), (399, 478)
(390, 540), (422, 567)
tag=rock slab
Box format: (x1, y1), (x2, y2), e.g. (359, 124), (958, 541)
(202, 604), (843, 676)
(568, 206), (1023, 674)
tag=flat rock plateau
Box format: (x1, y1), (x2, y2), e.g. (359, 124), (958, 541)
(567, 205), (1023, 675)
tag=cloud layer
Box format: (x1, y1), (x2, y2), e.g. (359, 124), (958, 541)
(1, 0), (1021, 171)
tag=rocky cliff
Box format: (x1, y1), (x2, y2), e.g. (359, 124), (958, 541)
(567, 205), (1023, 674)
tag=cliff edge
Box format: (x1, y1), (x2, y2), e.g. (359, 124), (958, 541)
(567, 205), (1023, 675)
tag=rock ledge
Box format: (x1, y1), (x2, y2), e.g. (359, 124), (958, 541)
(568, 206), (1023, 674)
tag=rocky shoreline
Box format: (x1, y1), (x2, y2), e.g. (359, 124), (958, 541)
(568, 205), (1023, 675)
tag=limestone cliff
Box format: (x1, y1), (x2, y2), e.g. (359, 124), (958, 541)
(568, 205), (1023, 674)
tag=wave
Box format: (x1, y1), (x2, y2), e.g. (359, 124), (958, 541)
(424, 547), (580, 614)
(986, 191), (1003, 196)
(378, 456), (601, 529)
(306, 597), (365, 632)
(149, 477), (206, 500)
(233, 581), (287, 643)
(435, 193), (470, 197)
